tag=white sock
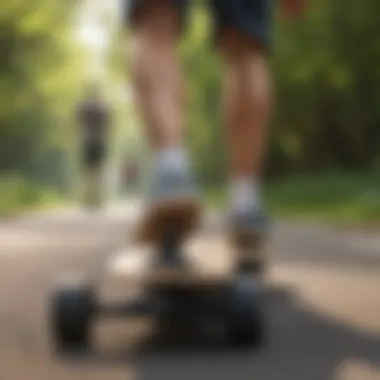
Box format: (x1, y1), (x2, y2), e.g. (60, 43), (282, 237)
(230, 177), (261, 213)
(155, 147), (190, 174)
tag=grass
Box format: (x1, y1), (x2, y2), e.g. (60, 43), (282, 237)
(0, 175), (63, 217)
(2, 171), (379, 227)
(205, 171), (380, 227)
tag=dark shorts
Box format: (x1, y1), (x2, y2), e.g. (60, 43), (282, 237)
(83, 142), (105, 169)
(126, 0), (274, 48)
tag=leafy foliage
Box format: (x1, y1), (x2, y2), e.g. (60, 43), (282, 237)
(0, 0), (86, 188)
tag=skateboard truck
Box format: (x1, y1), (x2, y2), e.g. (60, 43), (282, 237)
(154, 226), (188, 268)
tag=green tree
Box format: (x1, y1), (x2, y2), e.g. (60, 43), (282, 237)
(0, 0), (87, 189)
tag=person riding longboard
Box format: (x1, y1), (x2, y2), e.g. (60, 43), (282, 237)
(125, 0), (306, 273)
(77, 84), (110, 207)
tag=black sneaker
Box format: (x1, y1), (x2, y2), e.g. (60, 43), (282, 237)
(228, 208), (270, 276)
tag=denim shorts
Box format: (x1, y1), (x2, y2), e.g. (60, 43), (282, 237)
(125, 0), (273, 48)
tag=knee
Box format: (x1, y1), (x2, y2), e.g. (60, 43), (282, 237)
(132, 0), (180, 47)
(218, 27), (264, 65)
(130, 1), (179, 88)
(219, 28), (271, 106)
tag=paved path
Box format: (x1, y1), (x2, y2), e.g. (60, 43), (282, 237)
(0, 202), (379, 380)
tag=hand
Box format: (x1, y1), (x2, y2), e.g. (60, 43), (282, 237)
(280, 0), (307, 19)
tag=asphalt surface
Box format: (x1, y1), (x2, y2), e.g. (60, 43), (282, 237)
(0, 202), (379, 380)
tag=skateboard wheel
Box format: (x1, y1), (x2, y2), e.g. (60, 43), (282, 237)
(225, 277), (265, 348)
(50, 282), (96, 352)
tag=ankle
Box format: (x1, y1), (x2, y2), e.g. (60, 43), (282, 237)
(155, 147), (190, 174)
(230, 177), (261, 213)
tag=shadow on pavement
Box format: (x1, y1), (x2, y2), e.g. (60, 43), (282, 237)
(135, 286), (380, 380)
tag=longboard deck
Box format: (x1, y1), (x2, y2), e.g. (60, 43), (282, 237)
(109, 236), (235, 288)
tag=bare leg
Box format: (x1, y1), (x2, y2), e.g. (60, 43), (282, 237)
(218, 28), (272, 211)
(129, 0), (199, 245)
(131, 0), (184, 150)
(219, 28), (272, 272)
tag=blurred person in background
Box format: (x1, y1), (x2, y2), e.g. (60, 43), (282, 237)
(122, 157), (139, 193)
(126, 0), (305, 270)
(77, 83), (111, 208)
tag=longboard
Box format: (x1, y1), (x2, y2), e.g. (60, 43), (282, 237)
(109, 235), (235, 288)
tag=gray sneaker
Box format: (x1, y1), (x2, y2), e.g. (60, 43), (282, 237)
(136, 166), (201, 250)
(149, 166), (199, 205)
(229, 208), (270, 275)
